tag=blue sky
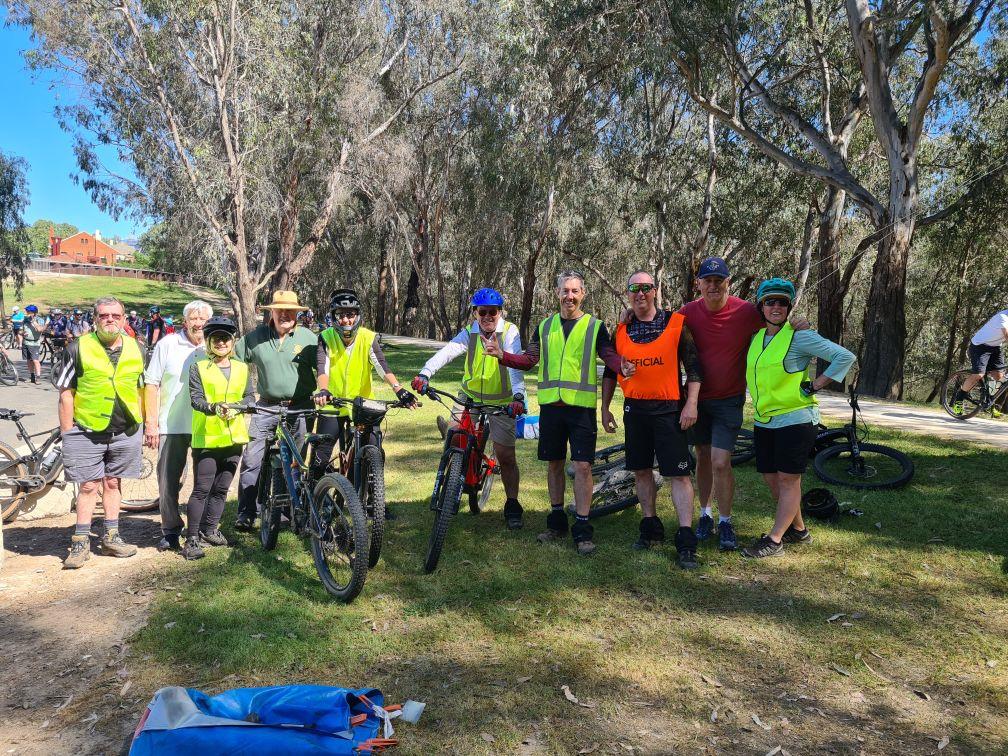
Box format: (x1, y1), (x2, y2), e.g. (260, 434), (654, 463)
(0, 11), (146, 239)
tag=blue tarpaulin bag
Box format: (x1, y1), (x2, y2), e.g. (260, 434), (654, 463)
(128, 684), (400, 754)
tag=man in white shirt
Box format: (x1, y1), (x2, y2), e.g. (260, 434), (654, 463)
(954, 308), (1008, 416)
(143, 300), (211, 550)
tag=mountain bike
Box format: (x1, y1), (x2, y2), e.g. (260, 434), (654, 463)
(0, 409), (66, 522)
(567, 428), (756, 520)
(811, 386), (914, 489)
(316, 396), (416, 568)
(0, 347), (18, 385)
(249, 403), (370, 603)
(419, 384), (507, 573)
(118, 443), (175, 512)
(1, 328), (17, 350)
(940, 369), (1007, 421)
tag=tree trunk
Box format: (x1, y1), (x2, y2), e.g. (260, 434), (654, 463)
(518, 253), (537, 345)
(375, 230), (391, 334)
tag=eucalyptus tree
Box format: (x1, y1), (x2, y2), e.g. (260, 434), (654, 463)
(0, 151), (31, 324)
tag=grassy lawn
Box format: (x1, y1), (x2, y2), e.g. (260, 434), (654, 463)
(126, 344), (1007, 754)
(3, 273), (224, 317)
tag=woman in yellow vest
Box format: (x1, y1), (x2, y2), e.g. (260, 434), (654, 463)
(311, 289), (416, 478)
(742, 279), (856, 559)
(185, 316), (253, 560)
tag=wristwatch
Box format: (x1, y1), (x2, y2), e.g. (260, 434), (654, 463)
(800, 380), (817, 397)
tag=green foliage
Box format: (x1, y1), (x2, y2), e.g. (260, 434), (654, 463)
(0, 150), (31, 304)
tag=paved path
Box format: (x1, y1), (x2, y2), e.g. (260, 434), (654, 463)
(382, 334), (1008, 451)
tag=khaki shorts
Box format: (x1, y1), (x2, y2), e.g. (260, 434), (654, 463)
(453, 395), (515, 448)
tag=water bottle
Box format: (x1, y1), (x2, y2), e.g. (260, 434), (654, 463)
(41, 448), (61, 472)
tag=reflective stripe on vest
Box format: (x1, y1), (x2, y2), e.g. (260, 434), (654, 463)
(321, 327), (375, 416)
(745, 323), (817, 423)
(191, 359), (251, 448)
(537, 314), (600, 408)
(73, 332), (144, 432)
(615, 313), (683, 401)
(462, 322), (514, 405)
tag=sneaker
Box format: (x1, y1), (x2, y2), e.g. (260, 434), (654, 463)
(742, 534), (784, 559)
(781, 526), (812, 545)
(696, 514), (715, 541)
(181, 537), (205, 561)
(199, 529), (229, 547)
(537, 529), (566, 544)
(576, 540), (598, 556)
(504, 499), (524, 531)
(63, 535), (91, 569)
(677, 547), (698, 570)
(233, 516), (255, 532)
(157, 534), (181, 551)
(100, 530), (138, 558)
(506, 514), (523, 531)
(717, 520), (737, 551)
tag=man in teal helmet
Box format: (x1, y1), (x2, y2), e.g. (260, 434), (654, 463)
(742, 278), (855, 558)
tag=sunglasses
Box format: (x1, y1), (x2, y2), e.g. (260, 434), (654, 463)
(476, 308), (500, 317)
(761, 297), (791, 308)
(627, 283), (656, 294)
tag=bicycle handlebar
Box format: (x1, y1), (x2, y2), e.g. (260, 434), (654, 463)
(421, 384), (513, 416)
(324, 396), (420, 410)
(0, 408), (31, 421)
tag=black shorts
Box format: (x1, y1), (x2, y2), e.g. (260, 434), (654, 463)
(537, 404), (597, 462)
(754, 422), (817, 475)
(969, 343), (1005, 375)
(624, 408), (691, 477)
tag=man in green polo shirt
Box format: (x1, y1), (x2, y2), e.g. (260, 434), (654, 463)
(233, 290), (318, 531)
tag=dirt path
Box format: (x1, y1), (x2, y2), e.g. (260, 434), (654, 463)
(0, 511), (183, 755)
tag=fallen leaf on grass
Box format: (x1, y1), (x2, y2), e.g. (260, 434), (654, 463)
(765, 747), (782, 756)
(516, 676), (533, 684)
(926, 537), (943, 543)
(850, 612), (865, 620)
(80, 712), (98, 725)
(163, 621), (176, 629)
(710, 707), (718, 723)
(561, 685), (595, 709)
(577, 743), (599, 754)
(55, 695), (72, 711)
(986, 659), (998, 668)
(827, 613), (845, 623)
(937, 735), (949, 750)
(120, 680), (132, 697)
(752, 714), (771, 731)
(913, 690), (931, 701)
(700, 673), (723, 688)
(480, 733), (495, 743)
(250, 633), (266, 640)
(830, 663), (851, 677)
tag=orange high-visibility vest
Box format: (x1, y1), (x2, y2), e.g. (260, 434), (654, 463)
(615, 313), (684, 401)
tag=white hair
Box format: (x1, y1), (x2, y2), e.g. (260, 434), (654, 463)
(183, 300), (213, 319)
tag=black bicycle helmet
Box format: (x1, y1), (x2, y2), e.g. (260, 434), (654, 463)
(801, 487), (839, 521)
(204, 315), (237, 339)
(149, 305), (160, 315)
(329, 289), (361, 340)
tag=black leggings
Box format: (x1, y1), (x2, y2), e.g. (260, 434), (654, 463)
(187, 445), (241, 538)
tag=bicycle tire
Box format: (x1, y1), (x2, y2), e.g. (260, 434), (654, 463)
(259, 454), (282, 550)
(813, 441), (914, 490)
(0, 352), (18, 386)
(471, 448), (496, 514)
(360, 445), (386, 568)
(566, 443), (627, 479)
(424, 450), (464, 574)
(310, 473), (369, 603)
(119, 444), (162, 512)
(732, 428), (756, 465)
(0, 441), (28, 523)
(940, 370), (984, 420)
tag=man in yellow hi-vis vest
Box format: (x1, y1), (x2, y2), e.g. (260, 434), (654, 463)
(484, 273), (623, 555)
(54, 297), (146, 569)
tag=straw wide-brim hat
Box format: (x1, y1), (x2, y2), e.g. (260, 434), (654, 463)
(259, 290), (308, 311)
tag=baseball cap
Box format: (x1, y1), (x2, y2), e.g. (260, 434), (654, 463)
(697, 257), (730, 279)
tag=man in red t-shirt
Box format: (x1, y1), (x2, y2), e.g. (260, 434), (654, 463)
(679, 257), (808, 551)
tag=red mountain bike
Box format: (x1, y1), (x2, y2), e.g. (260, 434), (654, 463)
(419, 384), (506, 573)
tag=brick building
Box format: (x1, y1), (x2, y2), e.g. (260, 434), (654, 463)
(50, 230), (118, 266)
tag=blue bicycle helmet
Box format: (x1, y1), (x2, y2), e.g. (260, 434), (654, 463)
(25, 304), (38, 314)
(470, 288), (504, 308)
(755, 278), (796, 304)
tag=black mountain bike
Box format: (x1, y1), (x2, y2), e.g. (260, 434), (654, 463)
(249, 403), (370, 603)
(940, 369), (1007, 421)
(0, 347), (18, 386)
(0, 409), (65, 522)
(317, 396), (415, 568)
(810, 386), (914, 489)
(419, 384), (508, 573)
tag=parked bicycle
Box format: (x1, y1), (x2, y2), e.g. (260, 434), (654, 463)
(418, 384), (508, 573)
(0, 408), (65, 522)
(940, 369), (1007, 421)
(0, 347), (18, 386)
(809, 386), (914, 489)
(249, 403), (370, 603)
(1, 328), (17, 350)
(316, 396), (416, 568)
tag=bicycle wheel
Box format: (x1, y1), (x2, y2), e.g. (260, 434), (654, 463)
(360, 445), (386, 568)
(813, 442), (914, 490)
(566, 443), (627, 479)
(119, 444), (161, 512)
(0, 352), (18, 386)
(424, 450), (464, 574)
(940, 370), (984, 420)
(586, 468), (640, 520)
(0, 442), (28, 523)
(310, 473), (369, 603)
(470, 448), (496, 514)
(732, 428), (755, 465)
(259, 454), (283, 550)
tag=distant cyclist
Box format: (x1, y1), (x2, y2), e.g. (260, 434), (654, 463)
(21, 305), (44, 384)
(954, 307), (1008, 417)
(146, 306), (166, 348)
(10, 306), (25, 348)
(47, 308), (70, 354)
(69, 308), (91, 338)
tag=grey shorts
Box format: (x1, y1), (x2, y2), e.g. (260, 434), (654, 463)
(453, 395), (515, 448)
(22, 344), (41, 361)
(62, 425), (144, 483)
(689, 393), (745, 451)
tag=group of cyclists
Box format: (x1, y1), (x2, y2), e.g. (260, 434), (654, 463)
(9, 304), (91, 383)
(42, 255), (865, 571)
